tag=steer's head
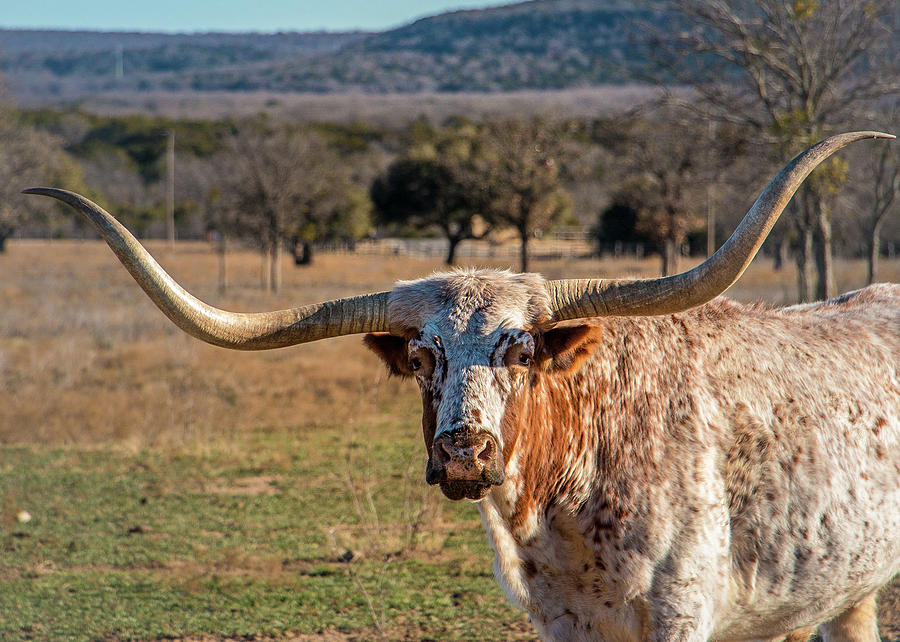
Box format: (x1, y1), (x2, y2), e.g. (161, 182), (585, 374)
(364, 270), (600, 501)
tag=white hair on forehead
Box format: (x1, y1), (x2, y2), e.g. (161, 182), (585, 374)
(388, 268), (552, 334)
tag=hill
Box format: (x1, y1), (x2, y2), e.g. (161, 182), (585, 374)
(0, 0), (668, 100)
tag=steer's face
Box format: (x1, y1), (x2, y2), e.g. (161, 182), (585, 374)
(365, 270), (600, 501)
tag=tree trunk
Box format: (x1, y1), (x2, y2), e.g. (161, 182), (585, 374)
(519, 230), (530, 273)
(269, 242), (281, 293)
(813, 196), (835, 301)
(706, 186), (715, 257)
(794, 228), (814, 303)
(217, 235), (227, 294)
(260, 248), (270, 291)
(446, 236), (461, 265)
(660, 238), (677, 277)
(773, 239), (788, 271)
(0, 234), (7, 253)
(792, 192), (815, 303)
(868, 218), (883, 285)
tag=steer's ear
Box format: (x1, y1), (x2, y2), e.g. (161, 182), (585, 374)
(364, 333), (413, 377)
(537, 324), (603, 373)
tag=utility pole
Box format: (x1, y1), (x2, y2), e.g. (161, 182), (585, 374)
(166, 130), (175, 247)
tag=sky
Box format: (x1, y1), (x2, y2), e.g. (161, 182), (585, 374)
(0, 0), (515, 33)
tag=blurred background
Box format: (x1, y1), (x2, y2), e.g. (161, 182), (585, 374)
(1, 1), (898, 640)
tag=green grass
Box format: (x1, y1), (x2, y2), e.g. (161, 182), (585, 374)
(0, 434), (535, 640)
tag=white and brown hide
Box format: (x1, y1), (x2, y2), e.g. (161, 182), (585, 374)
(365, 269), (900, 642)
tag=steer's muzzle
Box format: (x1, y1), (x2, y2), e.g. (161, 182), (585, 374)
(426, 431), (504, 501)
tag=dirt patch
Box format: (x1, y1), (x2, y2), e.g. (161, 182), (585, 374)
(204, 474), (286, 496)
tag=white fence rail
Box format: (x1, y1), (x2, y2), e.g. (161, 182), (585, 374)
(316, 230), (649, 262)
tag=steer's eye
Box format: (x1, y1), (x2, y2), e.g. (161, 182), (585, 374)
(407, 349), (435, 377)
(503, 341), (535, 368)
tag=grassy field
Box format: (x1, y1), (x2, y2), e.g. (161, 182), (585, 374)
(2, 241), (899, 641)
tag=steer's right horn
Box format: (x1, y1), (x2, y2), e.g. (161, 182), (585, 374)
(546, 131), (895, 320)
(23, 188), (391, 349)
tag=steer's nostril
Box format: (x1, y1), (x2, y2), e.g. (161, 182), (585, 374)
(435, 438), (453, 464)
(476, 438), (495, 463)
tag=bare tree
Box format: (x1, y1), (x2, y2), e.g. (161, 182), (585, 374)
(866, 145), (900, 284)
(0, 106), (82, 251)
(476, 119), (573, 272)
(177, 154), (231, 292)
(658, 0), (898, 300)
(845, 133), (900, 284)
(79, 149), (162, 237)
(595, 108), (746, 275)
(220, 121), (369, 292)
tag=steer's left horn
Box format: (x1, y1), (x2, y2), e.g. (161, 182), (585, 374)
(23, 188), (391, 349)
(547, 131), (895, 320)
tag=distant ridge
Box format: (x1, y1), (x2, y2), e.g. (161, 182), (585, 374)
(0, 0), (669, 99)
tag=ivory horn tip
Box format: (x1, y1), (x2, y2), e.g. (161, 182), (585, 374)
(23, 187), (79, 200)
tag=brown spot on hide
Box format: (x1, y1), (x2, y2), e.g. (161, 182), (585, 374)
(725, 413), (772, 518)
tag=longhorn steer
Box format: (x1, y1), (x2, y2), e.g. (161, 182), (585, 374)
(26, 132), (899, 641)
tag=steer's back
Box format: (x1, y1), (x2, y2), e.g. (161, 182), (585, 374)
(701, 284), (900, 638)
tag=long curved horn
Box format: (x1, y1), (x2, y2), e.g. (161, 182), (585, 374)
(22, 188), (390, 349)
(546, 131), (894, 320)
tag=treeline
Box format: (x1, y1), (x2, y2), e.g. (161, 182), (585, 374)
(1, 102), (896, 289)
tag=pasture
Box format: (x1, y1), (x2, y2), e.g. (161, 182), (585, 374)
(2, 240), (899, 640)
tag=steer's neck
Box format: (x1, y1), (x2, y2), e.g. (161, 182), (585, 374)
(492, 317), (681, 541)
(479, 316), (694, 613)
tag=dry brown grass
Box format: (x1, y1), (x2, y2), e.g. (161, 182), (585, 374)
(2, 239), (898, 449)
(2, 239), (900, 639)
